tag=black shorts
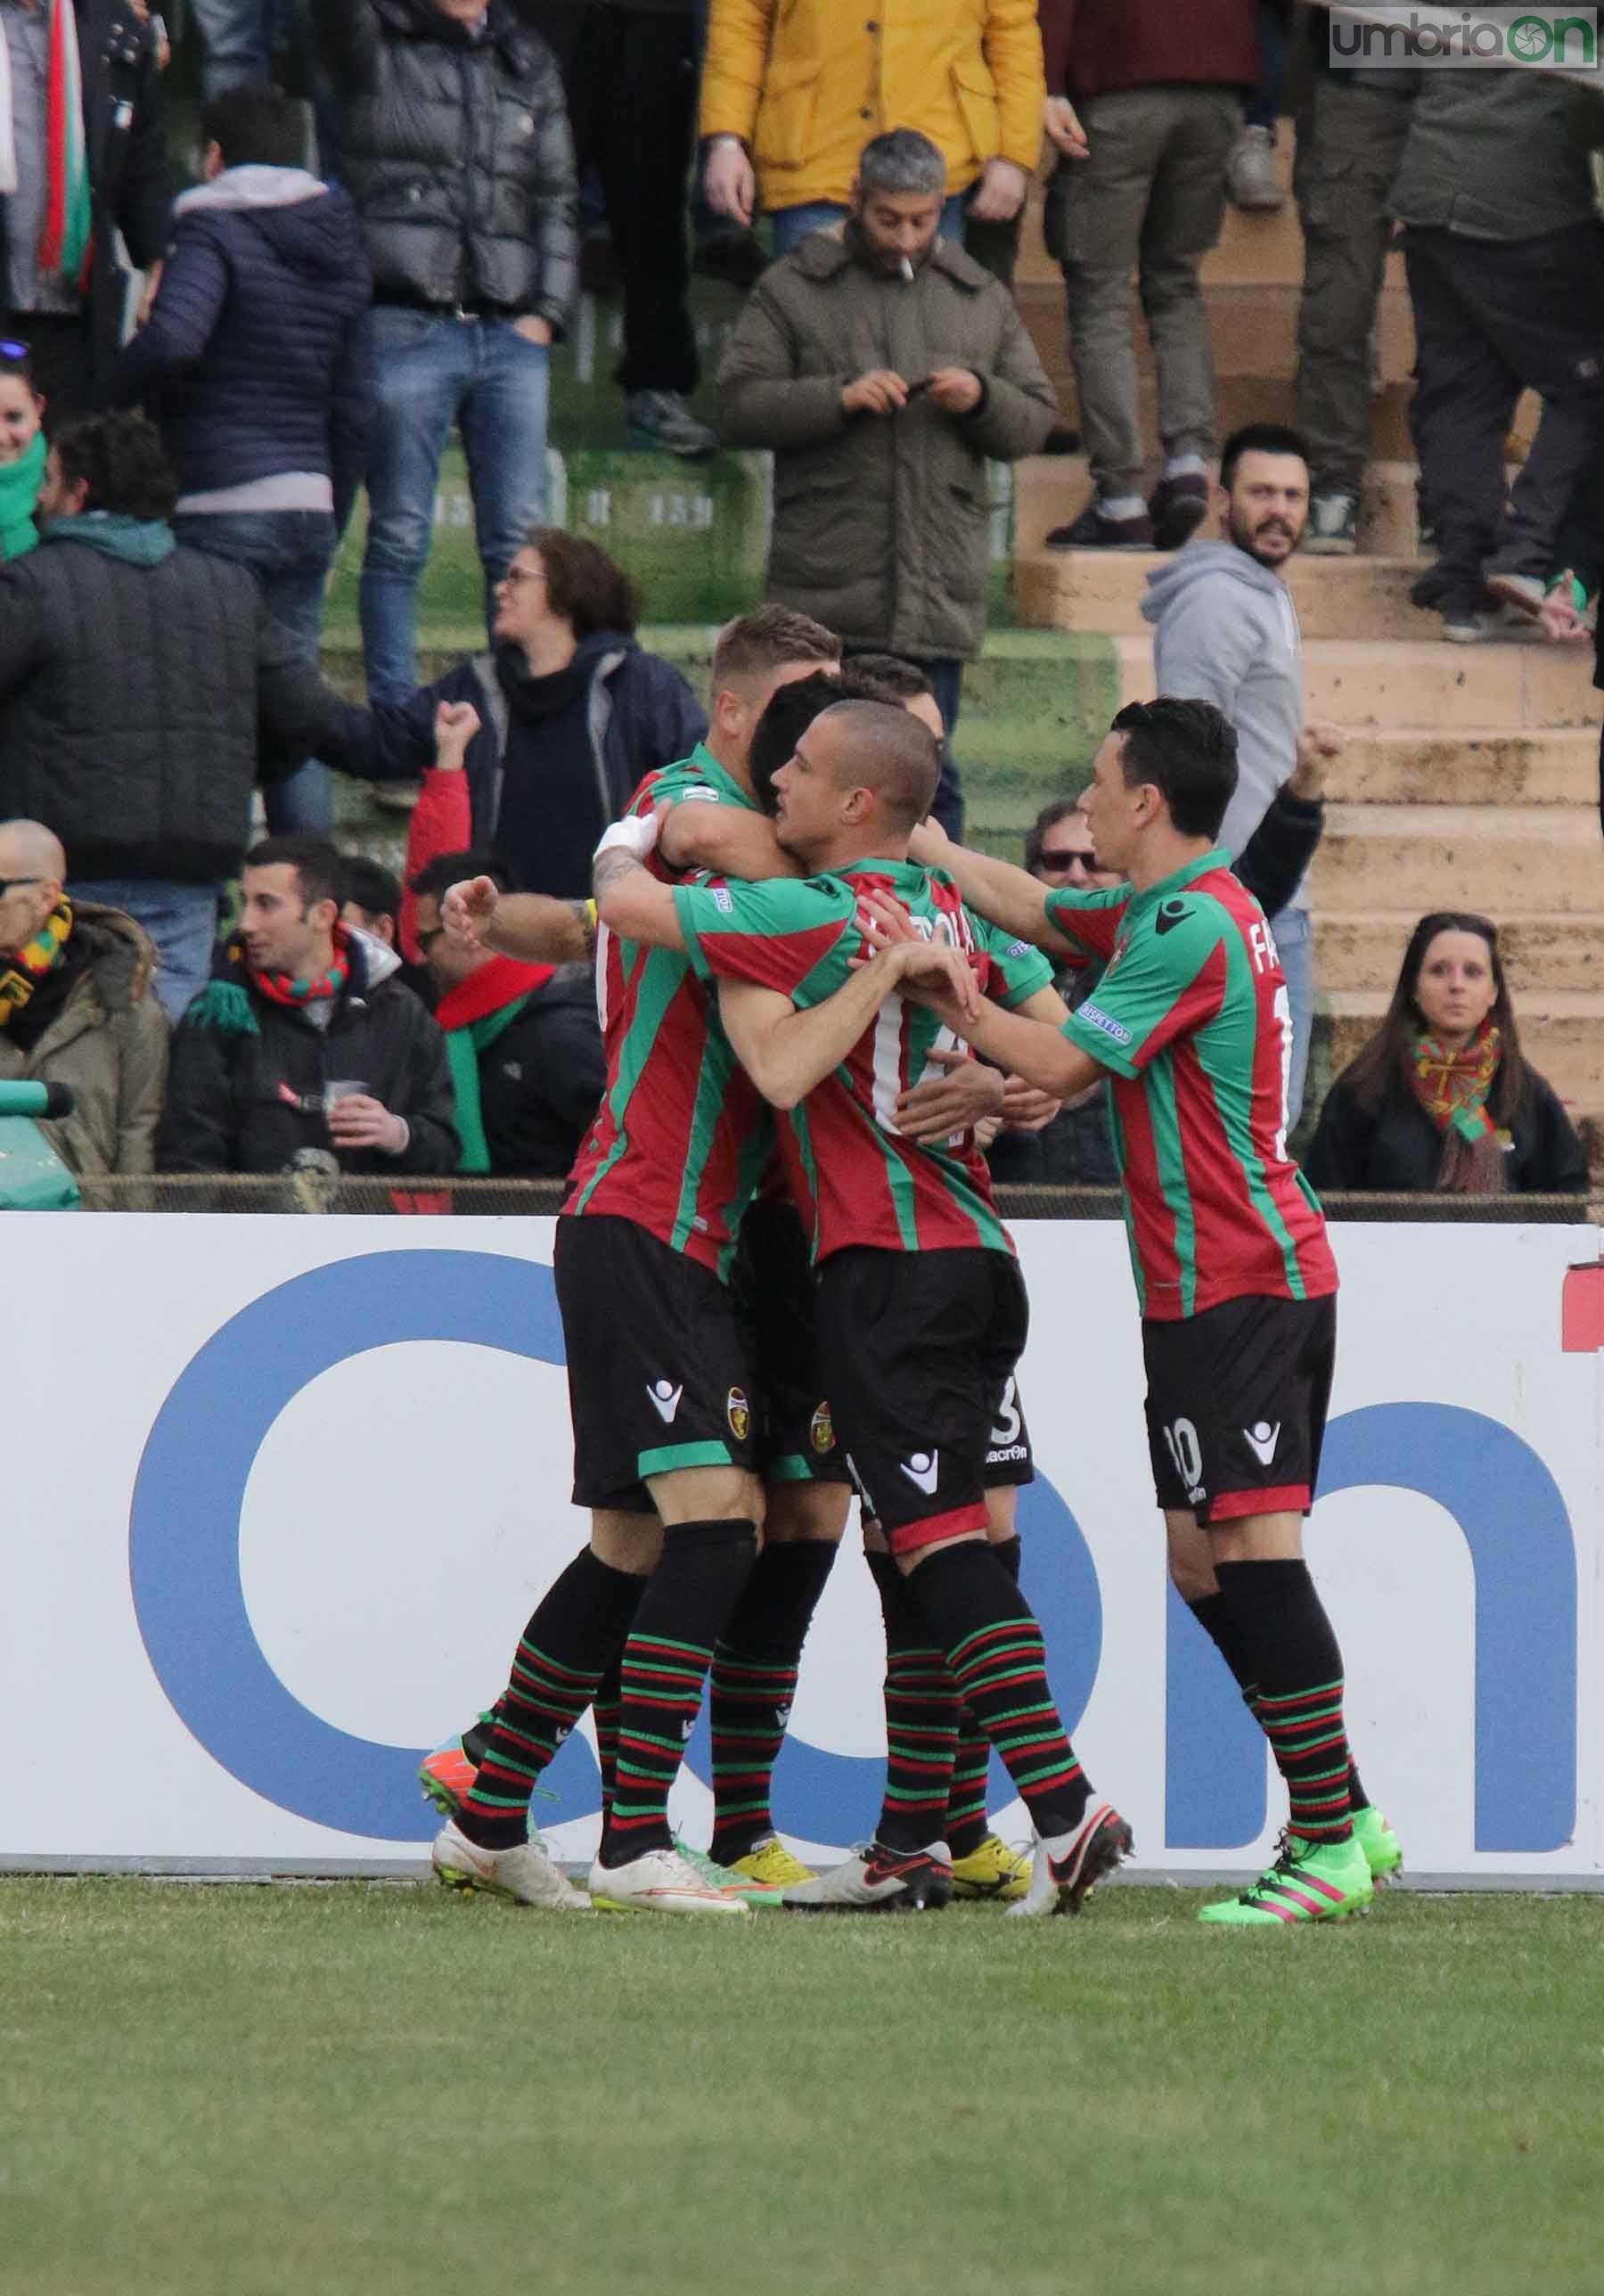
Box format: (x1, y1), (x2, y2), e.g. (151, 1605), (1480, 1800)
(1143, 1292), (1337, 1527)
(553, 1215), (759, 1513)
(817, 1246), (1029, 1558)
(728, 1195), (851, 1486)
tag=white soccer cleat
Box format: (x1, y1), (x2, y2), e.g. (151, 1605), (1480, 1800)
(1004, 1802), (1133, 1918)
(782, 1841), (953, 1914)
(587, 1845), (753, 1917)
(431, 1817), (591, 1910)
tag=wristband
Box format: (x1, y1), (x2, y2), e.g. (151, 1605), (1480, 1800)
(594, 811), (659, 863)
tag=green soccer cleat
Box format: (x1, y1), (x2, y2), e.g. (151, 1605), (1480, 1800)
(1352, 1804), (1404, 1883)
(1197, 1830), (1374, 1926)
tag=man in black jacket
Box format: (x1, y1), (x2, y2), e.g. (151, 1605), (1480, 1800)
(0, 411), (396, 1019)
(411, 846), (602, 1176)
(157, 835), (459, 1177)
(0, 0), (172, 423)
(110, 81), (372, 839)
(319, 0), (577, 704)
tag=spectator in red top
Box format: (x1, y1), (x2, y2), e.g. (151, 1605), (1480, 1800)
(1038, 0), (1258, 552)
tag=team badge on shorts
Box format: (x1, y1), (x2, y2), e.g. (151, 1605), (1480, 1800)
(726, 1387), (751, 1442)
(810, 1401), (835, 1456)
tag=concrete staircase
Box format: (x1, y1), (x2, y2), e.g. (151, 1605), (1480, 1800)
(1007, 136), (1603, 1157)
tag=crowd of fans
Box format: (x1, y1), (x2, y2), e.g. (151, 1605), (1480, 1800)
(0, 1), (1594, 1201)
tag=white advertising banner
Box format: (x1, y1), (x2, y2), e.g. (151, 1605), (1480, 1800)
(5, 1215), (1599, 1885)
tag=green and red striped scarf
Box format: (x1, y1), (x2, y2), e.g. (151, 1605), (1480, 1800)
(41, 0), (92, 288)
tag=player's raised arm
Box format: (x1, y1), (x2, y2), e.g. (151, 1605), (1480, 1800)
(657, 800), (803, 882)
(908, 818), (1076, 954)
(716, 939), (980, 1112)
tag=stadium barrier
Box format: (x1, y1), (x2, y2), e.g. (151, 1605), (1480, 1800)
(6, 1206), (1600, 1887)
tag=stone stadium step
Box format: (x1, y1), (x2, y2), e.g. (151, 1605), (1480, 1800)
(1325, 727), (1599, 808)
(1308, 803), (1600, 914)
(1315, 913), (1604, 998)
(1324, 989), (1604, 1109)
(1016, 546), (1437, 643)
(1111, 635), (1602, 728)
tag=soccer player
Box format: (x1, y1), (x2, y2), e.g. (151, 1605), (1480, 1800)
(426, 606), (843, 1916)
(872, 695), (1401, 1924)
(595, 698), (1136, 1915)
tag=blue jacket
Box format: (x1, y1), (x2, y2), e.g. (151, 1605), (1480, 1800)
(110, 168), (373, 525)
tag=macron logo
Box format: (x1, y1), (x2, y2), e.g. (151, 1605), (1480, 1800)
(899, 1450), (939, 1496)
(648, 1380), (684, 1424)
(1244, 1421), (1281, 1466)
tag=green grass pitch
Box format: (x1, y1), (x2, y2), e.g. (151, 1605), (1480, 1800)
(4, 1878), (1600, 2295)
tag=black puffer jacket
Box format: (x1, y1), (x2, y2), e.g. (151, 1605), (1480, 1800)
(0, 529), (379, 883)
(156, 931), (459, 1177)
(320, 0), (577, 328)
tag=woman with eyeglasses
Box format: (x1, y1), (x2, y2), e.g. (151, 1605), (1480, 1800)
(1305, 911), (1588, 1197)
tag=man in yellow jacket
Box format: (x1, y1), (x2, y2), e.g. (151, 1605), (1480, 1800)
(700, 0), (1046, 257)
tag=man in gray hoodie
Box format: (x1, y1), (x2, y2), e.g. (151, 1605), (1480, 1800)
(1141, 421), (1341, 1128)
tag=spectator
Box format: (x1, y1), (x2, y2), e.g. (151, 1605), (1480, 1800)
(412, 842), (604, 1177)
(1226, 0), (1289, 214)
(987, 792), (1121, 1185)
(1392, 67), (1604, 642)
(1038, 0), (1257, 551)
(717, 128), (1054, 833)
(1142, 421), (1338, 1130)
(536, 2), (715, 456)
(319, 0), (577, 707)
(1292, 26), (1417, 556)
(110, 81), (372, 837)
(0, 0), (171, 426)
(700, 0), (1045, 258)
(0, 412), (397, 1021)
(335, 527), (708, 952)
(157, 833), (458, 1176)
(0, 340), (44, 557)
(340, 854), (401, 947)
(0, 817), (168, 1176)
(1305, 912), (1587, 1197)
(190, 3), (340, 170)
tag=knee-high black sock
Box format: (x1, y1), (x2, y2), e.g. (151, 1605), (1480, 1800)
(458, 1547), (645, 1848)
(1215, 1560), (1354, 1845)
(1190, 1586), (1370, 1815)
(866, 1549), (959, 1852)
(905, 1541), (1091, 1841)
(708, 1538), (839, 1862)
(601, 1518), (758, 1868)
(945, 1535), (1021, 1858)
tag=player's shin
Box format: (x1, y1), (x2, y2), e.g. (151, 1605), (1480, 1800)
(865, 1549), (960, 1854)
(708, 1537), (838, 1864)
(1214, 1558), (1354, 1845)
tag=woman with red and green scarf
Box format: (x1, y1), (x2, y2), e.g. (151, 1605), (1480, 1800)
(1305, 910), (1587, 1197)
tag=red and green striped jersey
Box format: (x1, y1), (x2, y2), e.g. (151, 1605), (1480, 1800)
(563, 745), (773, 1280)
(1046, 852), (1337, 1320)
(674, 857), (1052, 1262)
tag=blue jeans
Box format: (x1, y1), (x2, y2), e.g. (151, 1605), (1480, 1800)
(769, 194), (968, 258)
(1271, 900), (1313, 1133)
(174, 508), (338, 835)
(69, 879), (220, 1025)
(360, 307), (551, 704)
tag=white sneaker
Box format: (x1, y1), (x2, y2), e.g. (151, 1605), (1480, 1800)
(432, 1817), (591, 1909)
(588, 1844), (753, 1917)
(1226, 125), (1284, 211)
(1004, 1802), (1133, 1918)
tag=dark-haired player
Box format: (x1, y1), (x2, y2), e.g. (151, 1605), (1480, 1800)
(595, 698), (1135, 1915)
(878, 695), (1400, 1924)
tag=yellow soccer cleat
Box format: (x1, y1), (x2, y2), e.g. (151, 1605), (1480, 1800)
(728, 1833), (815, 1890)
(949, 1833), (1033, 1902)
